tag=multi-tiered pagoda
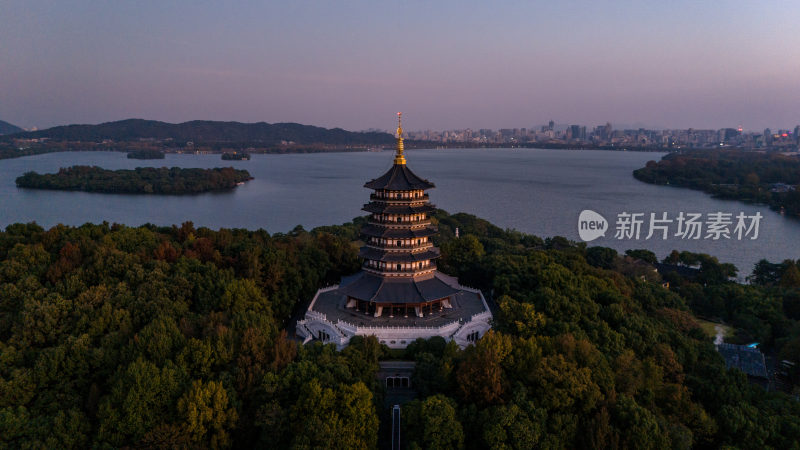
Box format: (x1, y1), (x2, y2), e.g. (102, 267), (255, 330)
(297, 113), (492, 349)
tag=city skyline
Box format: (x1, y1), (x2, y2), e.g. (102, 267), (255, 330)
(2, 1), (799, 130)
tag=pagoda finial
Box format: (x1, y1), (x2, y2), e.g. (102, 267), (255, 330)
(394, 112), (406, 165)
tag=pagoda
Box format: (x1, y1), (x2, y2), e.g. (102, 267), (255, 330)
(297, 113), (492, 349)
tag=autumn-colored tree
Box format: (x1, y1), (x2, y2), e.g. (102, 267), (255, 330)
(456, 330), (511, 405)
(153, 240), (179, 262)
(177, 380), (238, 449)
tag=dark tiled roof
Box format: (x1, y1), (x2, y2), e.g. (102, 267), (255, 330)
(654, 263), (700, 280)
(358, 247), (440, 262)
(362, 203), (436, 215)
(717, 343), (768, 379)
(361, 224), (438, 239)
(337, 271), (460, 304)
(364, 164), (435, 191)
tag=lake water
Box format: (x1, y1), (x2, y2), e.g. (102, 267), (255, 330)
(1, 149), (799, 275)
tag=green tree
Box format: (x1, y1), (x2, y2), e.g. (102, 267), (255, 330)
(177, 380), (238, 449)
(404, 394), (464, 450)
(456, 331), (511, 405)
(287, 380), (378, 449)
(97, 358), (184, 446)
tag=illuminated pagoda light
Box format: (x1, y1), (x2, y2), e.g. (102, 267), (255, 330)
(297, 113), (492, 349)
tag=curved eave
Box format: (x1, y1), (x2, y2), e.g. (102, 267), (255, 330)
(360, 224), (438, 239)
(359, 247), (440, 262)
(362, 203), (436, 215)
(364, 164), (435, 191)
(337, 271), (461, 304)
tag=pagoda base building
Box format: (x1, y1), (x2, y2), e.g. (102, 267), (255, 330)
(297, 114), (492, 349)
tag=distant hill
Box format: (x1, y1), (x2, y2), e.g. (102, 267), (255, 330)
(9, 119), (394, 145)
(0, 120), (23, 135)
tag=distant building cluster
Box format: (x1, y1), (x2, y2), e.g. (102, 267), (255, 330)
(405, 122), (800, 150)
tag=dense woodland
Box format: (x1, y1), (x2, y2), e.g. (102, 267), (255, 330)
(127, 149), (165, 160)
(0, 212), (799, 448)
(15, 166), (253, 195)
(634, 150), (800, 216)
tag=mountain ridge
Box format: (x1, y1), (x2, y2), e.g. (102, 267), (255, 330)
(7, 118), (395, 145)
(0, 120), (23, 135)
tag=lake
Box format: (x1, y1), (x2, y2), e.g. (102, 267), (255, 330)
(1, 148), (798, 276)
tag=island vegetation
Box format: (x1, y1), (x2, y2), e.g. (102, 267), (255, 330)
(634, 150), (800, 216)
(0, 212), (798, 448)
(127, 149), (165, 159)
(15, 166), (253, 195)
(221, 152), (250, 161)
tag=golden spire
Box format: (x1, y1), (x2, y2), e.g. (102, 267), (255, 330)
(394, 112), (406, 165)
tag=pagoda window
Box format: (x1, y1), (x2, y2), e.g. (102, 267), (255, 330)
(396, 264), (402, 271)
(396, 241), (401, 247)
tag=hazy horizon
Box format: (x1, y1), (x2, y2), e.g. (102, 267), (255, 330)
(2, 1), (799, 131)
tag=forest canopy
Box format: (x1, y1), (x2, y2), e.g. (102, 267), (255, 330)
(0, 212), (798, 448)
(15, 166), (253, 195)
(633, 150), (800, 216)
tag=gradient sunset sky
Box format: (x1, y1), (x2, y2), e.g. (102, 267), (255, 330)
(2, 1), (799, 131)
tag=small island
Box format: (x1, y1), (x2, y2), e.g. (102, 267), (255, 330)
(127, 149), (166, 159)
(16, 165), (253, 194)
(634, 150), (800, 216)
(221, 152), (250, 160)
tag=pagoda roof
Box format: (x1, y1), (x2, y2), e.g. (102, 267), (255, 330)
(362, 203), (436, 215)
(361, 224), (438, 239)
(359, 247), (440, 262)
(337, 271), (461, 304)
(364, 164), (435, 191)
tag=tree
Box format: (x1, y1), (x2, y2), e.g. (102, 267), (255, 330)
(586, 246), (617, 269)
(613, 395), (670, 449)
(177, 380), (238, 449)
(780, 263), (800, 288)
(456, 331), (511, 405)
(441, 234), (484, 275)
(480, 403), (543, 449)
(97, 358), (184, 446)
(404, 395), (464, 450)
(287, 380), (378, 449)
(625, 249), (658, 264)
(496, 295), (546, 338)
